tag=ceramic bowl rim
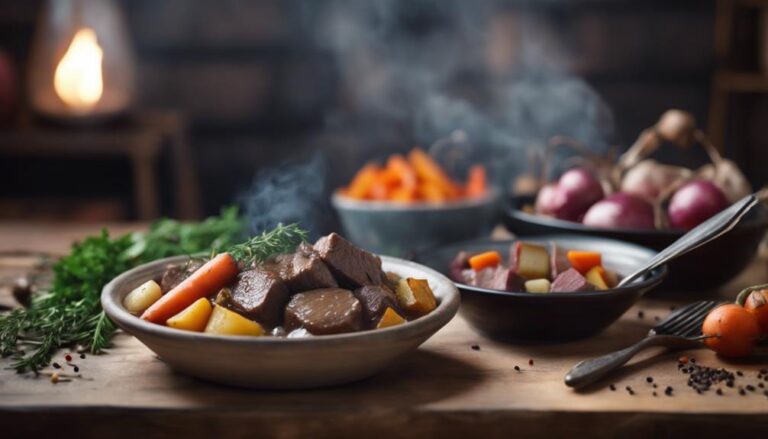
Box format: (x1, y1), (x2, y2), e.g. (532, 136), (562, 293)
(102, 255), (460, 347)
(332, 188), (499, 212)
(506, 197), (768, 237)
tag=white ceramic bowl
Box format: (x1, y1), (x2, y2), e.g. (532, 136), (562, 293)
(102, 255), (460, 389)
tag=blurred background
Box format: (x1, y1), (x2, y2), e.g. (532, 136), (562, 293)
(0, 0), (766, 225)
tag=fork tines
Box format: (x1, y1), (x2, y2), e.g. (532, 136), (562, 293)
(653, 301), (720, 338)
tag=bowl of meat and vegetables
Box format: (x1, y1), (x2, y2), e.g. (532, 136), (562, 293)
(413, 235), (667, 342)
(102, 226), (459, 389)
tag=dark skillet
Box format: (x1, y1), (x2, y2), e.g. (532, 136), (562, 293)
(504, 196), (768, 291)
(412, 235), (667, 343)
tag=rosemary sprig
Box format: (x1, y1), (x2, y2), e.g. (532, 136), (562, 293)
(227, 223), (308, 266)
(0, 207), (247, 373)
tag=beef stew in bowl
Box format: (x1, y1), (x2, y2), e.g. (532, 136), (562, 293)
(101, 233), (459, 388)
(127, 233), (438, 337)
(413, 236), (667, 342)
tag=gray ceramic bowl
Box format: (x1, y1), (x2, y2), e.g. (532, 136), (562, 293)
(332, 189), (500, 257)
(102, 255), (460, 389)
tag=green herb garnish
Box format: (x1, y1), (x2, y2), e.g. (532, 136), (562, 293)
(228, 223), (308, 266)
(0, 207), (246, 373)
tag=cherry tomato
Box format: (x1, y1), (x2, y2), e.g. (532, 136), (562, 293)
(702, 304), (760, 357)
(742, 289), (768, 335)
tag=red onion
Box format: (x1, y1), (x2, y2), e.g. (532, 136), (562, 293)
(621, 160), (690, 201)
(550, 168), (604, 221)
(534, 183), (559, 216)
(582, 192), (655, 229)
(668, 180), (728, 230)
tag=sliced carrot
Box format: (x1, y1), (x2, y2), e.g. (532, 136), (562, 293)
(408, 148), (461, 199)
(390, 186), (418, 202)
(141, 253), (240, 324)
(418, 181), (447, 202)
(465, 165), (487, 198)
(469, 251), (502, 271)
(567, 251), (602, 275)
(386, 154), (418, 191)
(346, 163), (381, 200)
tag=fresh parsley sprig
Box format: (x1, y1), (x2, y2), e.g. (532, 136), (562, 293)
(0, 207), (247, 373)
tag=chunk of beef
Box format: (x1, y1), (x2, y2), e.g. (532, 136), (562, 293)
(313, 233), (386, 288)
(266, 246), (338, 293)
(230, 268), (290, 327)
(159, 259), (204, 293)
(449, 251), (471, 283)
(284, 288), (363, 335)
(354, 285), (400, 327)
(549, 242), (570, 280)
(461, 266), (524, 291)
(550, 268), (595, 293)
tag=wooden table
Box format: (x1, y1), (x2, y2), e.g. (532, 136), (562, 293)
(1, 223), (767, 438)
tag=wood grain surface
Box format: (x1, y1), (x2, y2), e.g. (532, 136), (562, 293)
(1, 223), (767, 438)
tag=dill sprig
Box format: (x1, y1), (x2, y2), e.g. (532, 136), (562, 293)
(227, 223), (308, 266)
(0, 207), (246, 373)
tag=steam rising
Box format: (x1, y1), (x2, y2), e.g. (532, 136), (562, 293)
(240, 1), (616, 232)
(311, 0), (615, 180)
(238, 154), (332, 239)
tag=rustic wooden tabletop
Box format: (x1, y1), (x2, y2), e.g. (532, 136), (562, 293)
(1, 223), (767, 438)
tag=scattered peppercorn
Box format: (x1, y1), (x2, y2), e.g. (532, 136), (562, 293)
(609, 384), (616, 391)
(653, 316), (660, 322)
(625, 386), (634, 395)
(471, 344), (480, 351)
(739, 388), (746, 396)
(637, 311), (644, 319)
(52, 362), (61, 369)
(514, 365), (520, 372)
(716, 388), (723, 395)
(759, 383), (764, 389)
(646, 377), (653, 383)
(73, 366), (79, 373)
(737, 371), (743, 377)
(689, 358), (696, 364)
(746, 385), (756, 392)
(665, 386), (674, 396)
(80, 353), (86, 359)
(528, 359), (534, 366)
(652, 391), (657, 397)
(652, 383), (658, 389)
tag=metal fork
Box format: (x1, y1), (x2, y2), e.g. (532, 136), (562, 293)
(564, 301), (721, 389)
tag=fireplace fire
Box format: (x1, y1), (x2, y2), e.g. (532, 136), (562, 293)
(27, 0), (134, 120)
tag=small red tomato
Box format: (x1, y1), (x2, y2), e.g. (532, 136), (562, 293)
(743, 289), (768, 335)
(702, 304), (760, 357)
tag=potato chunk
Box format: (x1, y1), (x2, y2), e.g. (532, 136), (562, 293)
(166, 298), (213, 332)
(376, 307), (406, 329)
(124, 280), (162, 314)
(395, 278), (437, 316)
(204, 304), (264, 336)
(524, 278), (551, 293)
(513, 242), (550, 280)
(585, 266), (610, 290)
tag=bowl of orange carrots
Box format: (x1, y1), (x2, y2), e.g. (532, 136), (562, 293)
(332, 148), (499, 256)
